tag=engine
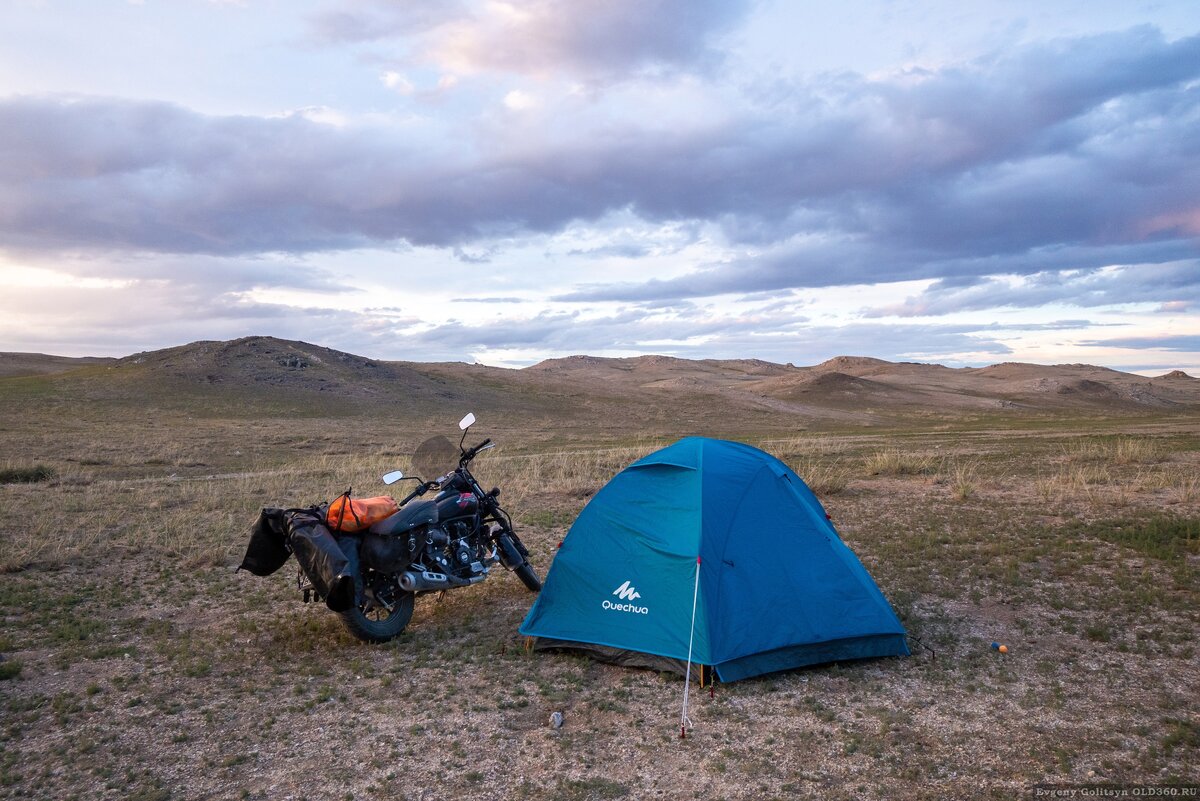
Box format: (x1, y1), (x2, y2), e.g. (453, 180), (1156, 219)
(398, 518), (497, 593)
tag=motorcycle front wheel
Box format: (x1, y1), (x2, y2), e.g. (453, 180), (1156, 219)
(338, 586), (415, 643)
(513, 561), (542, 593)
(496, 529), (542, 592)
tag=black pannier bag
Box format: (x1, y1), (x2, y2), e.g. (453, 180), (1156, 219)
(239, 507), (291, 576)
(285, 507), (355, 612)
(359, 529), (414, 574)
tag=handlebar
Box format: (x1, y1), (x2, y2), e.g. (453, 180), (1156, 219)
(390, 438), (495, 508)
(461, 438), (492, 463)
(398, 480), (440, 506)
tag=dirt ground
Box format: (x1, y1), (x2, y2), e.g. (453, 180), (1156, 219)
(0, 412), (1197, 800)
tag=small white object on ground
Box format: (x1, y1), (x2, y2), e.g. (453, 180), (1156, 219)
(549, 711), (564, 729)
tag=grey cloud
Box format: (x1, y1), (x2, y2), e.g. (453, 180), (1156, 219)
(1080, 334), (1200, 352)
(1, 272), (1019, 367)
(554, 28), (1200, 299)
(382, 306), (793, 355)
(369, 305), (1012, 366)
(464, 0), (751, 79)
(566, 244), (652, 259)
(125, 257), (348, 294)
(562, 238), (1200, 304)
(1, 27), (1197, 298)
(6, 250), (351, 300)
(631, 299), (699, 312)
(986, 320), (1126, 332)
(0, 277), (407, 359)
(860, 261), (1200, 318)
(309, 2), (465, 44)
(650, 324), (1015, 366)
(310, 0), (751, 80)
(453, 247), (493, 264)
(737, 289), (798, 303)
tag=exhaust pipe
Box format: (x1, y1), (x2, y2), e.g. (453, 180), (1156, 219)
(399, 570), (451, 592)
(398, 570), (485, 592)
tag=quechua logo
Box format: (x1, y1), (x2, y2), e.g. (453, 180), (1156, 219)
(603, 580), (648, 615)
(612, 580), (641, 601)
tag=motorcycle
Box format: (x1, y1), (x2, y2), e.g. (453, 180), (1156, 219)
(239, 413), (541, 643)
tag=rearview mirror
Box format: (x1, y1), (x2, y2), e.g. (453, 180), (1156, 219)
(382, 470), (405, 485)
(458, 412), (476, 431)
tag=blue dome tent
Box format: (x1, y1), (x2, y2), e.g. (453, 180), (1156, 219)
(519, 437), (908, 682)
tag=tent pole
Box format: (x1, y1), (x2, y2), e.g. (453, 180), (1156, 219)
(680, 555), (702, 739)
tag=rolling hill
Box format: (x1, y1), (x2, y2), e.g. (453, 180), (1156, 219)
(0, 352), (114, 379)
(1, 337), (1197, 432)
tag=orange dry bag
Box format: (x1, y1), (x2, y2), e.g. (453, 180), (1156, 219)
(327, 492), (399, 533)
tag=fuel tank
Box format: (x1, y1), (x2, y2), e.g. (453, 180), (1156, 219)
(435, 489), (478, 520)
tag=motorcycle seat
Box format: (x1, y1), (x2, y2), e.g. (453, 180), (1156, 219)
(369, 500), (438, 536)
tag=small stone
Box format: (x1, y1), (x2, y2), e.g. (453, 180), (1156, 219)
(549, 711), (564, 729)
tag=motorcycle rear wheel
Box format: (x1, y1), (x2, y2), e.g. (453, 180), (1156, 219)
(338, 587), (415, 643)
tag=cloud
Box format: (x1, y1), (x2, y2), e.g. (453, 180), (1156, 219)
(13, 252), (349, 295)
(1080, 334), (1200, 352)
(310, 0), (751, 81)
(360, 303), (1015, 365)
(0, 267), (412, 358)
(503, 90), (538, 111)
(0, 26), (1196, 312)
(380, 71), (415, 94)
(566, 243), (652, 259)
(452, 246), (492, 264)
(861, 262), (1200, 318)
(309, 2), (464, 45)
(0, 252), (1099, 366)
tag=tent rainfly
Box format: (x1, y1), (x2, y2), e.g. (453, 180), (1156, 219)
(519, 437), (909, 682)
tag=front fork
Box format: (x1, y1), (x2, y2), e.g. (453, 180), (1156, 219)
(489, 522), (529, 570)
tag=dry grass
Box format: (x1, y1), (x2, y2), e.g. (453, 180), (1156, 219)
(0, 463), (56, 484)
(0, 408), (1198, 799)
(1062, 435), (1164, 465)
(788, 457), (852, 495)
(863, 448), (937, 477)
(766, 436), (854, 495)
(480, 444), (658, 507)
(1174, 473), (1200, 504)
(951, 460), (978, 500)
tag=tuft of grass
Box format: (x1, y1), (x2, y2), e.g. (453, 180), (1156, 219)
(555, 777), (630, 801)
(1173, 473), (1199, 504)
(1161, 719), (1199, 755)
(789, 457), (850, 495)
(863, 449), (935, 477)
(1072, 515), (1200, 560)
(1063, 436), (1162, 465)
(1111, 437), (1163, 465)
(0, 660), (22, 680)
(951, 461), (978, 501)
(0, 464), (56, 484)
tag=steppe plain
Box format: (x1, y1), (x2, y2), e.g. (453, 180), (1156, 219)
(0, 336), (1197, 800)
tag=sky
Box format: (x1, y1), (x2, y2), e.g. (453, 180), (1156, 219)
(0, 1), (1198, 373)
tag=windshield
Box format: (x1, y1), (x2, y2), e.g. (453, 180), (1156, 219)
(412, 435), (459, 481)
